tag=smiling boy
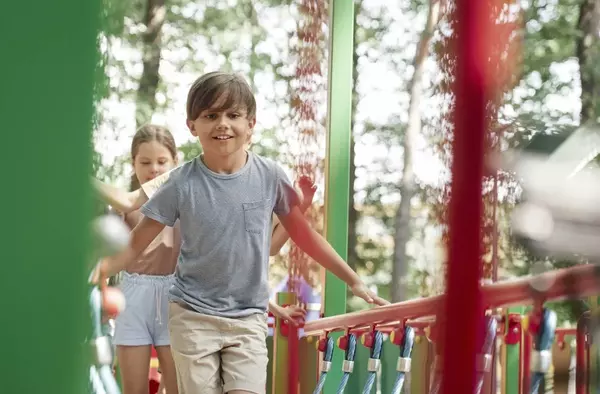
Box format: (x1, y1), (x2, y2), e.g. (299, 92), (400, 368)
(98, 72), (388, 394)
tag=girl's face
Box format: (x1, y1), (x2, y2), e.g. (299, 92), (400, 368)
(133, 140), (177, 185)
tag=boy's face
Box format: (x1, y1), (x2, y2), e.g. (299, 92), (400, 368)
(186, 99), (255, 158)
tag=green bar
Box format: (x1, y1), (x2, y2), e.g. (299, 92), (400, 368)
(503, 307), (525, 394)
(346, 342), (370, 394)
(323, 0), (355, 390)
(380, 339), (399, 393)
(273, 292), (296, 394)
(266, 336), (274, 394)
(298, 337), (319, 394)
(0, 1), (100, 393)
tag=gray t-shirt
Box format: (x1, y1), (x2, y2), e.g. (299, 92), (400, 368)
(140, 151), (299, 318)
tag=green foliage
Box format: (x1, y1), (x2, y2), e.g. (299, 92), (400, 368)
(179, 140), (203, 162)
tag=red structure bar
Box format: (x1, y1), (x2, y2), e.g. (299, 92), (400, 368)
(576, 312), (590, 394)
(303, 264), (600, 335)
(441, 0), (493, 390)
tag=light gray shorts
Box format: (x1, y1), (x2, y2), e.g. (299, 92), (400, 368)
(114, 272), (174, 347)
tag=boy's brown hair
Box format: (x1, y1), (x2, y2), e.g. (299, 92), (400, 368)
(186, 72), (256, 121)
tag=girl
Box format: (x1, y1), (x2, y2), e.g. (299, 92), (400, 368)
(99, 124), (180, 394)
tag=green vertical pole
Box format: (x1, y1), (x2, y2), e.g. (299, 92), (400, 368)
(298, 337), (319, 394)
(380, 339), (399, 393)
(266, 336), (274, 394)
(272, 292), (296, 393)
(346, 341), (370, 393)
(323, 0), (355, 391)
(503, 306), (525, 394)
(0, 1), (99, 393)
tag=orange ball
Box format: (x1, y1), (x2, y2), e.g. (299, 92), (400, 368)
(102, 287), (126, 317)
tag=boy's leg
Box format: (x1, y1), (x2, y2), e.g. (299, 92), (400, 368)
(221, 314), (269, 394)
(168, 302), (223, 394)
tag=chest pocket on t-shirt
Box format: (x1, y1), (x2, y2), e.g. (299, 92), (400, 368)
(243, 199), (269, 234)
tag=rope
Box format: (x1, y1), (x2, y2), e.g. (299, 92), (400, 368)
(313, 337), (335, 394)
(362, 331), (384, 394)
(474, 316), (498, 394)
(530, 309), (557, 394)
(391, 326), (415, 394)
(336, 334), (358, 394)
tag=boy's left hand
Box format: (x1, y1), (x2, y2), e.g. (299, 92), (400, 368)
(350, 283), (390, 306)
(297, 175), (317, 212)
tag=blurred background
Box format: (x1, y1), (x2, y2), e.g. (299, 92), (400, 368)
(91, 0), (600, 322)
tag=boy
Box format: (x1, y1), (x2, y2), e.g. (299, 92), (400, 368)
(98, 71), (388, 394)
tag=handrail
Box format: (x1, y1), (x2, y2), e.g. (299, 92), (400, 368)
(304, 264), (599, 336)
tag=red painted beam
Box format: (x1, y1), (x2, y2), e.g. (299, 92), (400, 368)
(303, 264), (600, 336)
(441, 0), (494, 388)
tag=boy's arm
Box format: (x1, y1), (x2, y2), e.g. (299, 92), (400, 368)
(98, 216), (165, 278)
(277, 208), (388, 306)
(277, 207), (359, 285)
(269, 176), (316, 256)
(269, 202), (308, 255)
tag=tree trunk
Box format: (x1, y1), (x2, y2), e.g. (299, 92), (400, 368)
(576, 0), (600, 125)
(136, 0), (166, 128)
(391, 0), (441, 303)
(347, 0), (362, 271)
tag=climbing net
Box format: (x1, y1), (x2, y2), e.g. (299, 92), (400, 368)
(287, 0), (328, 297)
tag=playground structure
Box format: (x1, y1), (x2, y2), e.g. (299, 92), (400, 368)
(6, 0), (600, 394)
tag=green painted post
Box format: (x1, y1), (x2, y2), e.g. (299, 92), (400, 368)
(323, 0), (355, 391)
(0, 1), (100, 393)
(503, 307), (525, 394)
(346, 341), (370, 393)
(380, 339), (399, 393)
(272, 292), (296, 393)
(298, 337), (319, 394)
(266, 336), (274, 394)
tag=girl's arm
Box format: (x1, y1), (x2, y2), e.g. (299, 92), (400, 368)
(92, 178), (146, 213)
(92, 169), (174, 213)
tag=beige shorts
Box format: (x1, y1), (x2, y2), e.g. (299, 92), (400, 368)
(168, 302), (269, 394)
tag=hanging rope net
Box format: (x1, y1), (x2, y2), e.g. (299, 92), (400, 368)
(287, 0), (328, 298)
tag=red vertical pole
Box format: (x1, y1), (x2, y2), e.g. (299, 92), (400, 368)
(440, 0), (491, 392)
(576, 312), (589, 394)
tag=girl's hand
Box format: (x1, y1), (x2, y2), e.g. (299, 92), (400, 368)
(350, 282), (390, 306)
(270, 303), (307, 326)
